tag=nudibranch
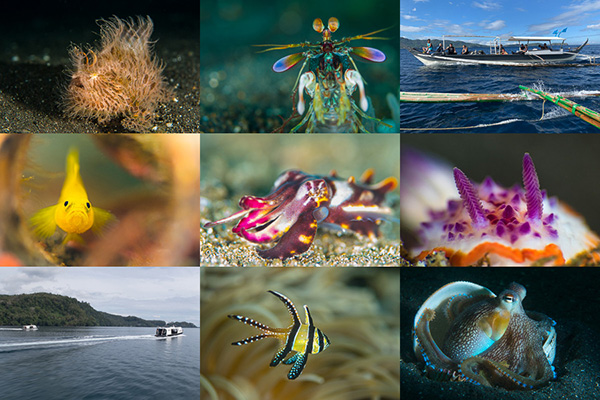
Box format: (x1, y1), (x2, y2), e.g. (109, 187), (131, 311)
(413, 281), (557, 390)
(408, 152), (600, 266)
(204, 169), (397, 260)
(228, 290), (330, 379)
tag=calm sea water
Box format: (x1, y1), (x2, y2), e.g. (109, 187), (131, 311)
(0, 327), (199, 400)
(400, 44), (600, 133)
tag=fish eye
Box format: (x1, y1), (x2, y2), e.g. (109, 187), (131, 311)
(86, 202), (91, 209)
(64, 201), (68, 207)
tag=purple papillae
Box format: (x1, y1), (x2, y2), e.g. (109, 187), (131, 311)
(522, 153), (543, 222)
(453, 168), (488, 228)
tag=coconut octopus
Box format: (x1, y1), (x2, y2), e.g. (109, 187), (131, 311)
(413, 281), (556, 390)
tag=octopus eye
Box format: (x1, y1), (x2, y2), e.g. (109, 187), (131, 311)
(64, 201), (69, 207)
(86, 202), (91, 209)
(503, 294), (515, 303)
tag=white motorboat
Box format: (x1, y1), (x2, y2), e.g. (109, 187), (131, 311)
(22, 325), (38, 330)
(155, 326), (183, 337)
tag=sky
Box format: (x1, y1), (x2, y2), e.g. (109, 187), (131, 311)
(401, 0), (600, 44)
(0, 268), (200, 326)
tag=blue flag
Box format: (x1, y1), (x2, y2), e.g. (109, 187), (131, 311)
(553, 29), (558, 35)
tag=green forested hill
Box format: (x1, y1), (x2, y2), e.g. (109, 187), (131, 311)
(0, 293), (197, 327)
(401, 36), (483, 49)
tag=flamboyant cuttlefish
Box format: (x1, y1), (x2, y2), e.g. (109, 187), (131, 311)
(204, 169), (397, 260)
(413, 281), (557, 390)
(228, 290), (330, 379)
(401, 149), (600, 266)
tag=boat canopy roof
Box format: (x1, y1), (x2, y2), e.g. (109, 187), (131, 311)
(508, 36), (566, 42)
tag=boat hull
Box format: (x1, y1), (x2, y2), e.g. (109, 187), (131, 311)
(155, 326), (183, 337)
(408, 45), (586, 66)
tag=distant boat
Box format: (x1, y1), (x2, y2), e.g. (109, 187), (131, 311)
(409, 35), (589, 66)
(22, 325), (38, 330)
(155, 326), (183, 337)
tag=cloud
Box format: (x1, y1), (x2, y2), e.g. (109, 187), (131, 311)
(483, 20), (506, 30)
(587, 23), (600, 29)
(403, 15), (423, 21)
(472, 1), (500, 10)
(414, 0), (428, 3)
(412, 7), (417, 11)
(530, 0), (600, 33)
(401, 25), (427, 33)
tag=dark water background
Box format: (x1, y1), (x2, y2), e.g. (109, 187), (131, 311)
(0, 327), (200, 400)
(400, 44), (600, 133)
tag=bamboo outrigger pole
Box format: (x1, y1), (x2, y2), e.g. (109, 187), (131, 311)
(399, 91), (525, 103)
(519, 85), (600, 129)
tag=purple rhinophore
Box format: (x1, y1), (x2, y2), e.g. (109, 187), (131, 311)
(522, 153), (543, 222)
(453, 168), (488, 228)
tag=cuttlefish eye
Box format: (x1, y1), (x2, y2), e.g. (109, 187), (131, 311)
(64, 201), (69, 207)
(86, 202), (91, 209)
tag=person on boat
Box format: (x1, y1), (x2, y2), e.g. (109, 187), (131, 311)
(446, 43), (456, 54)
(461, 45), (469, 54)
(518, 43), (528, 53)
(542, 43), (549, 50)
(435, 43), (444, 53)
(422, 39), (432, 54)
(499, 44), (508, 55)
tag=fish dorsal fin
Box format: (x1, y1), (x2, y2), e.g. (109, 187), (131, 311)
(66, 147), (81, 179)
(269, 290), (301, 327)
(59, 147), (90, 203)
(304, 305), (314, 327)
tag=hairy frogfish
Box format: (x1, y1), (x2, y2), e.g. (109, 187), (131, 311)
(30, 147), (115, 244)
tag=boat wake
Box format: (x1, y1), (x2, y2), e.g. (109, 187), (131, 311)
(473, 118), (522, 127)
(0, 334), (154, 352)
(0, 328), (25, 331)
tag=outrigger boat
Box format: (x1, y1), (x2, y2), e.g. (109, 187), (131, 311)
(409, 35), (588, 66)
(155, 326), (183, 338)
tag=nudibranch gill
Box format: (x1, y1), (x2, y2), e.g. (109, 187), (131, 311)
(204, 169), (397, 260)
(228, 290), (330, 379)
(413, 281), (557, 390)
(411, 153), (600, 266)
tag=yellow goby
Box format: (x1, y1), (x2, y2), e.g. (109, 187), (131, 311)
(30, 147), (115, 244)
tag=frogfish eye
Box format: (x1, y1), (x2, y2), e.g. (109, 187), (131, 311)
(86, 202), (91, 209)
(64, 201), (69, 207)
